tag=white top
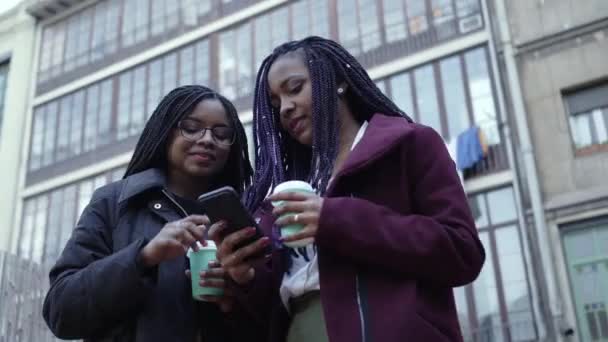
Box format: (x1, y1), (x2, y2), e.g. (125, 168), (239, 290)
(279, 121), (369, 310)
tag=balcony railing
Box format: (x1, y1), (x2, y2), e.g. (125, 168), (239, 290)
(463, 143), (510, 180)
(0, 252), (56, 342)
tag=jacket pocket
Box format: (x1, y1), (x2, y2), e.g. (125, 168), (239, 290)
(415, 311), (451, 341)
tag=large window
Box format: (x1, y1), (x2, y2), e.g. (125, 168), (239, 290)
(337, 0), (381, 56)
(381, 46), (499, 144)
(334, 0), (483, 65)
(20, 168), (125, 267)
(458, 187), (537, 341)
(28, 39), (210, 174)
(565, 83), (608, 153)
(37, 0), (230, 91)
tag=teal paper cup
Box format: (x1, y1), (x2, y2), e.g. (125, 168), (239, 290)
(187, 241), (223, 301)
(272, 181), (315, 248)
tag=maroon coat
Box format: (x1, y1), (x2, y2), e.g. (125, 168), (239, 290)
(233, 114), (485, 342)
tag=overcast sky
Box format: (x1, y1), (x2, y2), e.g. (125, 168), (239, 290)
(0, 0), (22, 15)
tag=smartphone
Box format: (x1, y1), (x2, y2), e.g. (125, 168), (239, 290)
(197, 186), (270, 257)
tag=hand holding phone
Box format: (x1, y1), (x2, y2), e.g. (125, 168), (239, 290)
(198, 186), (271, 258)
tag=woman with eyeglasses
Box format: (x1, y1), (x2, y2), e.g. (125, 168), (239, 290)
(43, 85), (264, 342)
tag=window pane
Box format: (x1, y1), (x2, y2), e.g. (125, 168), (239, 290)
(383, 0), (408, 42)
(432, 0), (457, 39)
(84, 84), (100, 152)
(592, 108), (608, 145)
(182, 0), (198, 26)
(131, 66), (147, 136)
(43, 103), (57, 167)
(45, 190), (63, 264)
(163, 53), (177, 96)
(570, 113), (593, 149)
(219, 30), (237, 99)
(70, 90), (84, 156)
(78, 180), (95, 215)
(254, 16), (272, 70)
(91, 2), (106, 63)
(291, 0), (310, 41)
(310, 0), (330, 38)
(495, 226), (536, 341)
(270, 7), (289, 48)
(179, 46), (195, 86)
(20, 199), (37, 259)
(51, 22), (66, 78)
(473, 232), (505, 341)
(64, 15), (79, 72)
(454, 286), (473, 341)
(389, 73), (415, 117)
(32, 195), (48, 263)
(148, 59), (163, 115)
(29, 107), (45, 171)
(440, 56), (470, 141)
(121, 0), (136, 47)
(39, 27), (53, 80)
(456, 0), (480, 18)
(77, 8), (93, 68)
(56, 99), (71, 162)
(236, 23), (252, 97)
(60, 185), (77, 249)
(99, 79), (113, 146)
(486, 187), (517, 225)
(198, 0), (212, 17)
(338, 0), (360, 55)
(166, 0), (180, 31)
(104, 0), (119, 55)
(432, 0), (455, 25)
(359, 0), (381, 52)
(406, 0), (429, 35)
(414, 65), (442, 135)
(195, 40), (210, 86)
(151, 0), (165, 36)
(134, 0), (150, 43)
(117, 72), (132, 140)
(468, 194), (488, 228)
(465, 48), (500, 145)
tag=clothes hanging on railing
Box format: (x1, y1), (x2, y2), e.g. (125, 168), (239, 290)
(456, 126), (488, 171)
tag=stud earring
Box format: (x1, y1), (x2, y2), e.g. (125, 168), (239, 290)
(337, 87), (344, 95)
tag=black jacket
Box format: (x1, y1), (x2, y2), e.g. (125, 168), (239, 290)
(43, 168), (263, 341)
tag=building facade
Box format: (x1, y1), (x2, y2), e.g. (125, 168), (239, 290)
(0, 0), (577, 340)
(497, 0), (608, 341)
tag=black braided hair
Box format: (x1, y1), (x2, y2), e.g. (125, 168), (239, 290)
(124, 85), (253, 195)
(245, 36), (412, 210)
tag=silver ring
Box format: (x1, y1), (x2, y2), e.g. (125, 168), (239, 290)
(294, 214), (299, 223)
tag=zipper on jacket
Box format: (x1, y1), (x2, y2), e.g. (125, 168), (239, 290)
(356, 274), (368, 342)
(161, 189), (189, 218)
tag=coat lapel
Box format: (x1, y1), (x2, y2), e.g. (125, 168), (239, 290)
(328, 114), (414, 193)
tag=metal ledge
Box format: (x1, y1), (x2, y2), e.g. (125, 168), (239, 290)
(25, 0), (88, 21)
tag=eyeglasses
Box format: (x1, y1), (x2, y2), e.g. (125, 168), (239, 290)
(177, 120), (235, 146)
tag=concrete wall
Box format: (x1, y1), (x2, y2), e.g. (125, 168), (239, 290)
(506, 0), (608, 45)
(0, 4), (36, 252)
(517, 26), (608, 208)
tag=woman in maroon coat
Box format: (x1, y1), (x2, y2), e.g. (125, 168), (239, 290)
(209, 37), (485, 342)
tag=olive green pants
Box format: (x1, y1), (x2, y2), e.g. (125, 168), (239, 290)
(287, 292), (330, 342)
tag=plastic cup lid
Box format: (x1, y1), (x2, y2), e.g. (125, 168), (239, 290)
(187, 240), (216, 258)
(273, 180), (314, 194)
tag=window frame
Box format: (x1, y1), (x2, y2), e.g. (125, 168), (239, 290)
(563, 82), (608, 155)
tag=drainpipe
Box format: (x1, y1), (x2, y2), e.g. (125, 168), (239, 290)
(486, 0), (562, 339)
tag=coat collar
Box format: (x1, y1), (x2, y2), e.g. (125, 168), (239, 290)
(118, 168), (167, 204)
(336, 114), (414, 178)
